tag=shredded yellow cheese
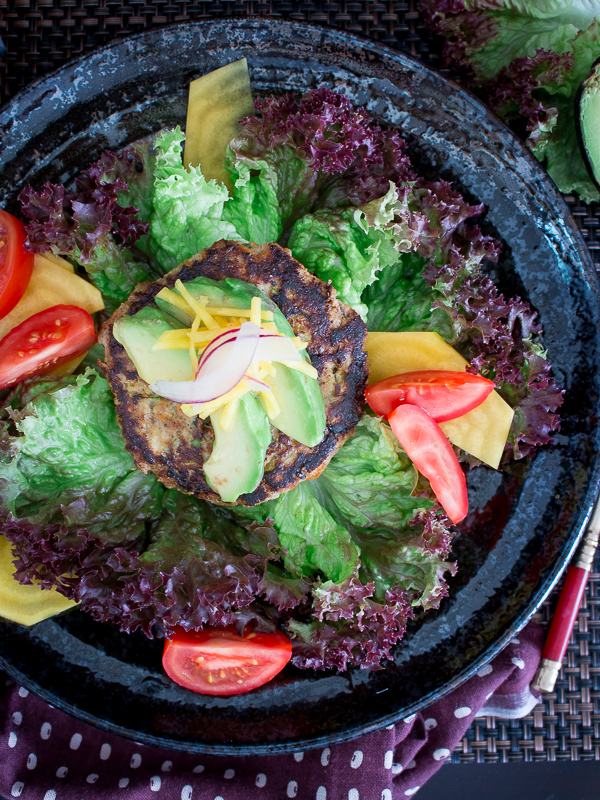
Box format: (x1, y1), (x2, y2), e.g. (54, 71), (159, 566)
(218, 398), (240, 431)
(175, 280), (220, 329)
(208, 306), (274, 321)
(280, 360), (318, 379)
(196, 378), (252, 419)
(156, 287), (194, 316)
(259, 389), (281, 419)
(250, 296), (262, 327)
(157, 286), (319, 426)
(259, 361), (277, 378)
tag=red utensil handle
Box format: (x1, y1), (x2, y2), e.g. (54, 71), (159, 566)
(541, 565), (589, 663)
(533, 499), (600, 693)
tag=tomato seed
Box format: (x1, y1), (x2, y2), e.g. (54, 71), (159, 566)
(54, 319), (62, 326)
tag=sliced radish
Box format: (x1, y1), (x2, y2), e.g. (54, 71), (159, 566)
(150, 322), (260, 403)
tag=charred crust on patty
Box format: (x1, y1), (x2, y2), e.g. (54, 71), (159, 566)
(99, 240), (368, 506)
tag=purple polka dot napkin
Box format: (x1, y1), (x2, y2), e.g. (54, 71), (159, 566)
(0, 623), (543, 800)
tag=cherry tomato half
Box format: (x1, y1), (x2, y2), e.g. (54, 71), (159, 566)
(365, 370), (494, 421)
(0, 304), (97, 391)
(162, 626), (292, 696)
(0, 210), (34, 320)
(388, 403), (468, 524)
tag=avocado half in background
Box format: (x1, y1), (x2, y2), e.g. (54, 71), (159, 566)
(577, 56), (600, 192)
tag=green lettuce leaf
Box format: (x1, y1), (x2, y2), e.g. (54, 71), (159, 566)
(0, 370), (164, 546)
(363, 251), (454, 338)
(462, 0), (599, 83)
(287, 184), (426, 319)
(528, 21), (600, 198)
(148, 128), (241, 271)
(314, 415), (430, 533)
(222, 152), (282, 244)
(232, 417), (451, 607)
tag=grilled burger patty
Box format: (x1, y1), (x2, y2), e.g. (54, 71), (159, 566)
(100, 240), (368, 506)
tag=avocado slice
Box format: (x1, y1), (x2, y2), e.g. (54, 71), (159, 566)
(159, 276), (326, 446)
(577, 56), (600, 192)
(113, 306), (193, 385)
(260, 365), (326, 447)
(205, 393), (272, 502)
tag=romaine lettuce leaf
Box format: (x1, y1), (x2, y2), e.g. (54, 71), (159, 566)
(232, 417), (453, 612)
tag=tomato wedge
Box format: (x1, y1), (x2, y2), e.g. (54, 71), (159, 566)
(0, 210), (34, 320)
(388, 403), (468, 524)
(0, 305), (97, 391)
(162, 626), (292, 695)
(365, 370), (494, 421)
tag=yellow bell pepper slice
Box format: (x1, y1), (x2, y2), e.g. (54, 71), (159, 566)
(0, 255), (104, 342)
(183, 58), (255, 191)
(0, 537), (78, 626)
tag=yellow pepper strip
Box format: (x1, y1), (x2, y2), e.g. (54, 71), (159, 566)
(191, 310), (202, 334)
(250, 296), (262, 327)
(218, 398), (240, 431)
(197, 379), (252, 418)
(280, 360), (318, 379)
(259, 361), (277, 378)
(156, 287), (195, 316)
(175, 281), (220, 329)
(206, 306), (274, 321)
(259, 389), (281, 420)
(292, 337), (308, 351)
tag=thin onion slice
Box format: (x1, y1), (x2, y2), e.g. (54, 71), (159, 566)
(197, 326), (242, 374)
(243, 375), (272, 393)
(150, 322), (260, 403)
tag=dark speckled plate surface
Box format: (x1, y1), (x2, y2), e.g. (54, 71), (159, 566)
(0, 20), (600, 756)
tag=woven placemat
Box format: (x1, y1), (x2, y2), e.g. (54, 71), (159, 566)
(1, 0), (600, 764)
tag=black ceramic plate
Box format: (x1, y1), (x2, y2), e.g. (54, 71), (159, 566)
(1, 20), (599, 756)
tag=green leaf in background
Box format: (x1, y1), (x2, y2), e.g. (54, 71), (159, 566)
(530, 20), (600, 199)
(462, 0), (599, 83)
(422, 0), (600, 201)
(148, 128), (241, 271)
